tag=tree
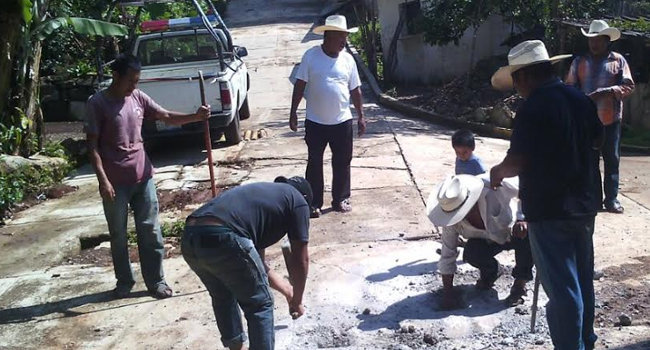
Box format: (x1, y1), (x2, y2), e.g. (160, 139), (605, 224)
(418, 0), (607, 83)
(0, 0), (127, 156)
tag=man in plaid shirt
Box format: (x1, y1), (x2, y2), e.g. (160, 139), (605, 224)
(566, 20), (635, 214)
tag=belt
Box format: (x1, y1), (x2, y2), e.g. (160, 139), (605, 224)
(186, 216), (225, 227)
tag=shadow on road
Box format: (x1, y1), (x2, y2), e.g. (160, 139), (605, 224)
(356, 285), (508, 331)
(366, 259), (437, 283)
(0, 290), (205, 324)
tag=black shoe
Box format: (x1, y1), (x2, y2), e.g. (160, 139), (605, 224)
(604, 201), (624, 214)
(310, 207), (321, 218)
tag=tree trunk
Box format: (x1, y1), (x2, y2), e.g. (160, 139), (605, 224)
(21, 41), (44, 154)
(0, 4), (23, 124)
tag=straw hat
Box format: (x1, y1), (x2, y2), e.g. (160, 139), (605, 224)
(491, 40), (572, 91)
(426, 175), (484, 227)
(313, 15), (358, 35)
(582, 20), (621, 41)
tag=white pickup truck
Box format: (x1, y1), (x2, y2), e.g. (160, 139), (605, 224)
(132, 16), (250, 145)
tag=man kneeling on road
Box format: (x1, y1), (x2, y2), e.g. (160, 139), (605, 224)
(182, 176), (312, 350)
(427, 174), (533, 310)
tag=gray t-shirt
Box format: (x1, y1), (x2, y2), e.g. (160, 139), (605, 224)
(188, 183), (310, 249)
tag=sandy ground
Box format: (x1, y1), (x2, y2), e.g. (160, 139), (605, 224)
(1, 0), (650, 349)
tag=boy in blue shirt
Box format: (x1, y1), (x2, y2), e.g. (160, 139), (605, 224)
(452, 129), (486, 175)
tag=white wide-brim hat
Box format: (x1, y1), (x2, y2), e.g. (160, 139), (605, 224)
(491, 40), (572, 91)
(313, 15), (358, 35)
(581, 19), (621, 41)
(426, 175), (484, 227)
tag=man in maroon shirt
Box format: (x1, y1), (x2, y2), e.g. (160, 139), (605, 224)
(85, 54), (209, 299)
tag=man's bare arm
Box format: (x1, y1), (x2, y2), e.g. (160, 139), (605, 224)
(289, 79), (307, 131)
(87, 133), (114, 201)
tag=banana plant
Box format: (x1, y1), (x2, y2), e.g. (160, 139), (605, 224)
(0, 0), (127, 156)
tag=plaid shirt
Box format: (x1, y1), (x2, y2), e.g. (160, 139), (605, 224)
(565, 51), (634, 125)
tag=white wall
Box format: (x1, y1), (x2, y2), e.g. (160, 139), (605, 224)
(377, 0), (512, 84)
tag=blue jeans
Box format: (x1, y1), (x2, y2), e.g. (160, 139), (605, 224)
(102, 178), (165, 290)
(182, 225), (274, 350)
(602, 121), (621, 207)
(528, 217), (597, 350)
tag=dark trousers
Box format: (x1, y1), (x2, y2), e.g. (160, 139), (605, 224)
(602, 121), (621, 207)
(463, 236), (534, 282)
(304, 119), (353, 209)
(529, 218), (597, 350)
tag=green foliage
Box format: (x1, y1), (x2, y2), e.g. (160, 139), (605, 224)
(348, 22), (384, 80)
(161, 220), (186, 239)
(420, 0), (607, 47)
(127, 219), (185, 245)
(622, 124), (650, 148)
(610, 18), (650, 33)
(0, 160), (72, 216)
(0, 109), (34, 155)
(0, 172), (26, 214)
(33, 17), (128, 41)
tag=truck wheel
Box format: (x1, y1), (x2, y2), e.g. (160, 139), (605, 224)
(239, 97), (251, 120)
(224, 109), (242, 145)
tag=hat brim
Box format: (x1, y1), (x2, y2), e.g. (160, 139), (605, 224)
(490, 54), (573, 91)
(581, 27), (621, 41)
(313, 25), (359, 35)
(426, 175), (485, 227)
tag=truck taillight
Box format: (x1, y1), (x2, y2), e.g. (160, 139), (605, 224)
(219, 82), (232, 110)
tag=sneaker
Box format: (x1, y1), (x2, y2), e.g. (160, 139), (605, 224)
(310, 207), (322, 218)
(332, 198), (352, 212)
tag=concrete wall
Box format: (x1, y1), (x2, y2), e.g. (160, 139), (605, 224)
(624, 83), (650, 130)
(377, 0), (511, 85)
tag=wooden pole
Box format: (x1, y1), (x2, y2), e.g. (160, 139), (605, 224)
(199, 71), (217, 198)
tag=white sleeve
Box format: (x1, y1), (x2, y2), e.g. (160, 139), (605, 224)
(295, 50), (310, 83)
(438, 225), (461, 275)
(348, 55), (361, 90)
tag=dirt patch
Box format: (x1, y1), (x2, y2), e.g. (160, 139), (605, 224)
(62, 237), (181, 267)
(391, 56), (523, 122)
(594, 256), (650, 329)
(158, 186), (225, 212)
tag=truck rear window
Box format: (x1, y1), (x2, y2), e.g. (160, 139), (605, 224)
(137, 33), (220, 66)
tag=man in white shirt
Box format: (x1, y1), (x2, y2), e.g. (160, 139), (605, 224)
(427, 174), (533, 310)
(289, 15), (366, 217)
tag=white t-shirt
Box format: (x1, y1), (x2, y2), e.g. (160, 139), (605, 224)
(295, 45), (361, 125)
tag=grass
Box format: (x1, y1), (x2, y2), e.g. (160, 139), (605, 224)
(127, 219), (185, 245)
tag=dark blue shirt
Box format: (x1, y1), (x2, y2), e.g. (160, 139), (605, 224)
(188, 183), (310, 249)
(508, 78), (603, 221)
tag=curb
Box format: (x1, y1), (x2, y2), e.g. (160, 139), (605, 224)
(346, 44), (650, 154)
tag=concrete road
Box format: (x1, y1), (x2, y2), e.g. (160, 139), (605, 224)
(1, 0), (650, 348)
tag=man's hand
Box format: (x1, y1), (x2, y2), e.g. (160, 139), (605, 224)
(357, 116), (366, 136)
(289, 112), (298, 132)
(490, 166), (504, 190)
(195, 105), (210, 121)
(99, 181), (115, 201)
(512, 220), (528, 239)
(289, 300), (305, 319)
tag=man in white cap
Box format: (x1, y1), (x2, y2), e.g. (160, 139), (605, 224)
(490, 40), (603, 350)
(566, 19), (635, 214)
(427, 174), (533, 310)
(289, 14), (366, 217)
